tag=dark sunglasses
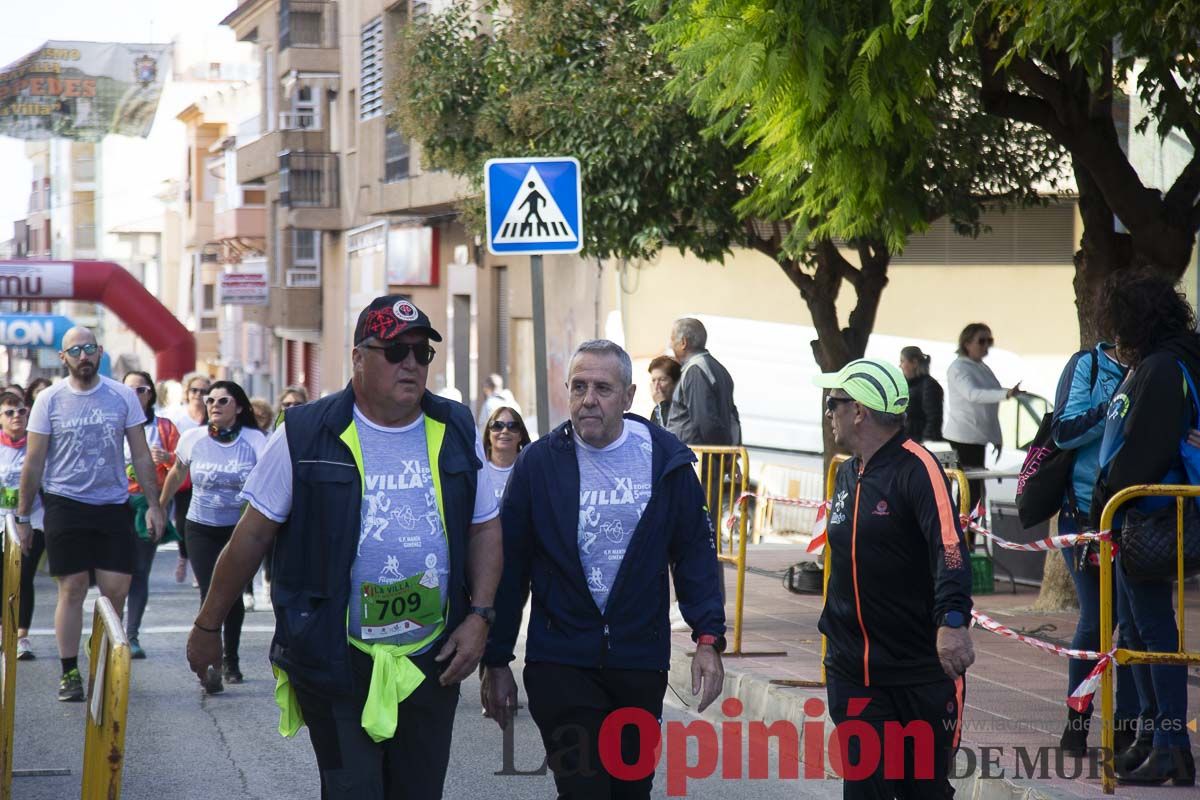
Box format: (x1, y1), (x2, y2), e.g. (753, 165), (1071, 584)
(280, 400), (303, 409)
(132, 386), (152, 395)
(825, 396), (856, 414)
(188, 386), (210, 396)
(1, 407), (27, 418)
(489, 420), (521, 432)
(361, 342), (436, 366)
(204, 395), (234, 408)
(63, 343), (99, 358)
(976, 336), (994, 346)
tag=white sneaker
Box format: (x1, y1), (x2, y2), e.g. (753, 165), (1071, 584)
(16, 637), (33, 660)
(243, 592), (255, 612)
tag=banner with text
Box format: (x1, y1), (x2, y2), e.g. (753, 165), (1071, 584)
(0, 41), (170, 141)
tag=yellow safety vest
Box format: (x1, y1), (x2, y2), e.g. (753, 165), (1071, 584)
(275, 415), (450, 743)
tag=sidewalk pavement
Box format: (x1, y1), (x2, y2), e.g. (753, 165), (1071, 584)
(666, 544), (1200, 799)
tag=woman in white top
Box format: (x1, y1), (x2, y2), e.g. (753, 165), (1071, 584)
(482, 406), (532, 504)
(167, 372), (212, 585)
(160, 380), (266, 693)
(943, 323), (1022, 517)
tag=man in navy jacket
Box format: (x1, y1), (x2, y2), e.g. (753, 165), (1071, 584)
(483, 339), (726, 799)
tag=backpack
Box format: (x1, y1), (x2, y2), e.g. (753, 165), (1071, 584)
(1015, 351), (1098, 529)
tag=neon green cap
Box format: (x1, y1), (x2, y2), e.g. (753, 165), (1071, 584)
(813, 358), (909, 414)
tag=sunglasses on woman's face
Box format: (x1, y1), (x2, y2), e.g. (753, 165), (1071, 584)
(204, 395), (234, 408)
(132, 386), (151, 395)
(977, 336), (994, 346)
(1, 407), (27, 418)
(489, 420), (521, 432)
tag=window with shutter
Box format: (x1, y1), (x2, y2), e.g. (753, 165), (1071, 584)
(360, 17), (384, 120)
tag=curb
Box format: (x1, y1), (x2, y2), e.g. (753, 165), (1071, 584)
(668, 644), (1082, 800)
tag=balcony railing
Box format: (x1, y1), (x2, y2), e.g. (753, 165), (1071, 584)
(280, 152), (339, 208)
(279, 109), (321, 131)
(279, 0), (337, 49)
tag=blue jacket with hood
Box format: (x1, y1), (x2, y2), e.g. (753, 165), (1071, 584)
(483, 414), (726, 670)
(1050, 343), (1127, 515)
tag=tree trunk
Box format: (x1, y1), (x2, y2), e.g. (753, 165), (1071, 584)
(755, 237), (891, 474)
(1032, 551), (1079, 612)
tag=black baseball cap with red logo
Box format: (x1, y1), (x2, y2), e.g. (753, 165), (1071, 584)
(353, 295), (443, 345)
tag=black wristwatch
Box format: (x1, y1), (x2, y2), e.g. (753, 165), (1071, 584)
(939, 610), (968, 629)
(469, 606), (496, 626)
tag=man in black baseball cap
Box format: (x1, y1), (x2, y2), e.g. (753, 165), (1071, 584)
(188, 294), (502, 799)
(353, 295), (444, 346)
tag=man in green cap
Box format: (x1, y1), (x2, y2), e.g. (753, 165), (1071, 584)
(813, 358), (974, 799)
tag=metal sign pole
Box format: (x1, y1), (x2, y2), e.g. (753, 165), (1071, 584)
(530, 254), (550, 437)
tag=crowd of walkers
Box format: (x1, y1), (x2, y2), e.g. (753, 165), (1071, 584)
(2, 271), (1198, 797)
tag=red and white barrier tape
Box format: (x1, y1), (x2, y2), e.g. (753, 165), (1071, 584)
(963, 519), (1112, 552)
(971, 611), (1116, 712)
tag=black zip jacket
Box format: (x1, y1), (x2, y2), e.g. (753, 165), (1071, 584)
(1090, 332), (1200, 528)
(818, 432), (973, 687)
(904, 374), (944, 442)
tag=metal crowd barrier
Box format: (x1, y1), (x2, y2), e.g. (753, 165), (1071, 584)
(1097, 484), (1200, 794)
(0, 518), (20, 800)
(817, 456), (971, 685)
(81, 596), (131, 800)
(691, 445), (785, 657)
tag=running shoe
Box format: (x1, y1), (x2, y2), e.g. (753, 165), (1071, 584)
(16, 638), (34, 660)
(175, 557), (187, 583)
(128, 638), (146, 660)
(223, 659), (243, 685)
(202, 665), (224, 695)
(58, 668), (84, 702)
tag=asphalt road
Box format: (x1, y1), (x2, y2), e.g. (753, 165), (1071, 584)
(12, 548), (828, 799)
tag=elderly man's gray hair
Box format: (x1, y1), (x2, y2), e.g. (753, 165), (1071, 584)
(671, 317), (707, 351)
(572, 340), (633, 386)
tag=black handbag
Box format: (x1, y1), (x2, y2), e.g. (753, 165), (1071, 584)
(1016, 413), (1077, 528)
(1016, 353), (1099, 529)
(1118, 501), (1200, 581)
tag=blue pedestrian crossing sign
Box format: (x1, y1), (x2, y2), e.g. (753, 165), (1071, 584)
(484, 157), (583, 255)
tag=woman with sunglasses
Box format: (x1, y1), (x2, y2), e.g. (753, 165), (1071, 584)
(482, 406), (532, 502)
(165, 372), (212, 585)
(0, 390), (44, 661)
(122, 371), (181, 659)
(160, 380), (265, 693)
(943, 323), (1022, 520)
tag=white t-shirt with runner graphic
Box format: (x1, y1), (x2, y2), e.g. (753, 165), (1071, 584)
(576, 420), (654, 613)
(176, 427), (267, 527)
(0, 441), (44, 529)
(241, 408), (498, 647)
(27, 376), (145, 506)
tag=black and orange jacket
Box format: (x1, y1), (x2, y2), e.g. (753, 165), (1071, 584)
(818, 431), (973, 687)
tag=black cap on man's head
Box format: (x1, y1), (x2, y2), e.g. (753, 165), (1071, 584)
(353, 296), (443, 346)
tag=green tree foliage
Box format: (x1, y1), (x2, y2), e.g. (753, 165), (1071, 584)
(900, 0), (1200, 340)
(393, 0), (744, 263)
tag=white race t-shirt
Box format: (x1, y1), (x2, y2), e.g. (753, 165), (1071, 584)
(28, 376), (145, 505)
(483, 460), (515, 504)
(177, 427), (267, 527)
(242, 411), (499, 646)
(0, 440), (44, 529)
(166, 405), (204, 434)
(576, 421), (654, 612)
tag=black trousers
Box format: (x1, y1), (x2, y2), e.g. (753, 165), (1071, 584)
(827, 674), (963, 800)
(294, 645), (460, 800)
(174, 488), (191, 560)
(524, 661), (668, 800)
(185, 520), (244, 662)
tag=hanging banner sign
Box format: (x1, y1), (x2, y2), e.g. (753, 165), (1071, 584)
(0, 262), (74, 298)
(218, 269), (269, 306)
(0, 41), (171, 141)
